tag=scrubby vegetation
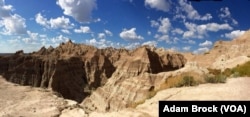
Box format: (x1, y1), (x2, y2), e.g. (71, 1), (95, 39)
(208, 61), (250, 78)
(231, 61), (250, 77)
(204, 74), (227, 83)
(176, 76), (198, 87)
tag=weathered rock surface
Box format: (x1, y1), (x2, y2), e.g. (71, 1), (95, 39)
(184, 30), (250, 69)
(0, 41), (186, 106)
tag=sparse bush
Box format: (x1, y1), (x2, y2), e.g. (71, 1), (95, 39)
(231, 72), (240, 78)
(231, 61), (250, 77)
(205, 74), (227, 83)
(223, 68), (233, 77)
(176, 76), (198, 87)
(207, 68), (221, 76)
(204, 52), (210, 55)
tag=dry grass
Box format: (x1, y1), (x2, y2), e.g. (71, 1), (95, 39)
(159, 72), (204, 90)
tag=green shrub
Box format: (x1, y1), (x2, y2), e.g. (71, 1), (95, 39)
(176, 76), (198, 87)
(205, 74), (227, 83)
(232, 61), (250, 77)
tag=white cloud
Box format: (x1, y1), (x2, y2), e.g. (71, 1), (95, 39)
(219, 7), (230, 18)
(51, 35), (69, 46)
(35, 13), (73, 29)
(0, 1), (12, 17)
(1, 14), (27, 35)
(74, 26), (91, 33)
(205, 23), (232, 32)
(49, 16), (73, 29)
(144, 0), (170, 12)
(35, 13), (48, 27)
(177, 0), (212, 21)
(120, 28), (144, 41)
(150, 20), (159, 27)
(188, 40), (196, 44)
(27, 31), (38, 40)
(199, 40), (213, 47)
(158, 35), (169, 42)
(182, 46), (191, 51)
(56, 0), (97, 22)
(224, 30), (246, 39)
(158, 17), (171, 34)
(147, 31), (151, 35)
(193, 47), (209, 54)
(142, 41), (157, 47)
(151, 17), (171, 35)
(98, 33), (105, 39)
(219, 7), (238, 25)
(183, 22), (233, 39)
(104, 29), (113, 36)
(125, 42), (140, 49)
(94, 18), (101, 22)
(61, 29), (71, 34)
(85, 38), (121, 49)
(0, 1), (26, 35)
(171, 28), (184, 35)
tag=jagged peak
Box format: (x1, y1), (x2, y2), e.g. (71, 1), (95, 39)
(14, 50), (24, 56)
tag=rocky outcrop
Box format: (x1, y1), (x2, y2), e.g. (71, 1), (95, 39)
(0, 41), (186, 106)
(184, 30), (250, 69)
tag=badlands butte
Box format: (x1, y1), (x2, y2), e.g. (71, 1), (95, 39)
(0, 30), (250, 117)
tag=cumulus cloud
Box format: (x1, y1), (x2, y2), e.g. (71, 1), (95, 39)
(0, 0), (26, 35)
(176, 0), (212, 21)
(51, 35), (69, 46)
(199, 40), (213, 47)
(61, 29), (70, 34)
(224, 30), (246, 39)
(151, 17), (171, 35)
(0, 1), (12, 17)
(183, 22), (233, 39)
(35, 13), (74, 29)
(120, 28), (144, 41)
(142, 41), (158, 47)
(56, 0), (97, 22)
(85, 38), (122, 49)
(50, 16), (74, 29)
(182, 46), (191, 51)
(193, 47), (209, 54)
(158, 17), (171, 34)
(74, 26), (91, 33)
(98, 33), (105, 39)
(158, 35), (170, 43)
(150, 20), (159, 27)
(144, 0), (170, 12)
(2, 14), (27, 35)
(35, 13), (48, 27)
(104, 29), (113, 36)
(171, 28), (184, 35)
(219, 7), (238, 25)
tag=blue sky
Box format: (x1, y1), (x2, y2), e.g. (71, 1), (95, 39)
(0, 0), (249, 53)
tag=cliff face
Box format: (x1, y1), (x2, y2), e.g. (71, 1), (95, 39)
(0, 41), (186, 105)
(184, 30), (250, 69)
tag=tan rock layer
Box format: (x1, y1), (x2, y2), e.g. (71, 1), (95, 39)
(0, 41), (186, 105)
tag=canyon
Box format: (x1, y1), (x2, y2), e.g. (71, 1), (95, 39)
(0, 30), (250, 116)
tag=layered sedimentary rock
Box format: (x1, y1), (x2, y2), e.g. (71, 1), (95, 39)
(184, 30), (250, 69)
(0, 41), (186, 106)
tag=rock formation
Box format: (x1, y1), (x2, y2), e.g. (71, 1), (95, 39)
(184, 30), (250, 70)
(0, 41), (186, 107)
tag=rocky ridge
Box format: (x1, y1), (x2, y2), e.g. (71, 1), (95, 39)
(184, 30), (250, 70)
(0, 41), (186, 111)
